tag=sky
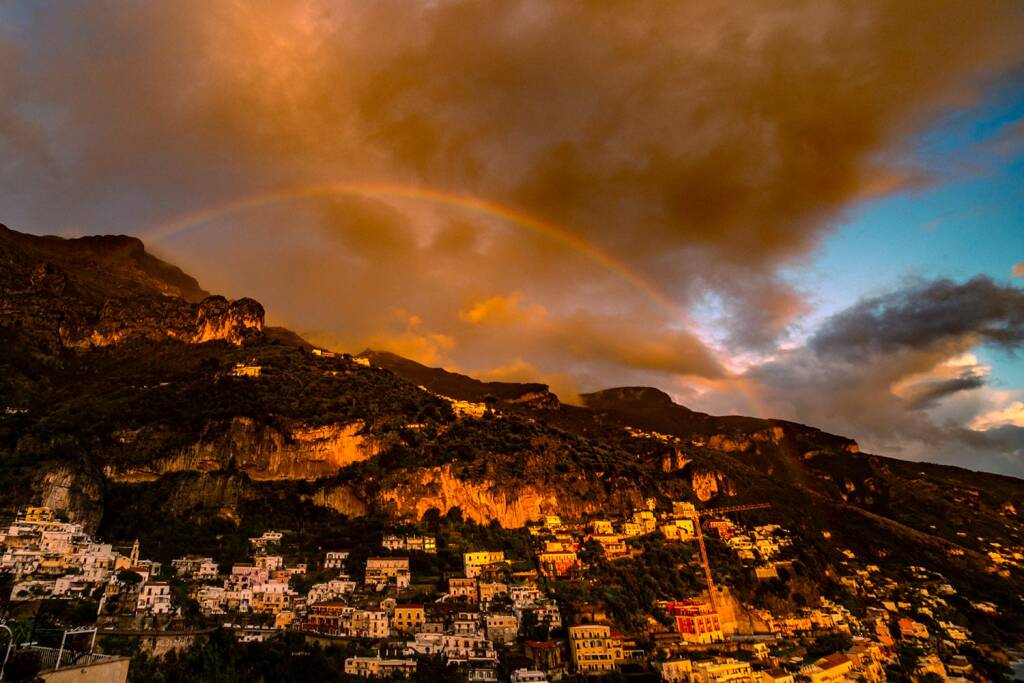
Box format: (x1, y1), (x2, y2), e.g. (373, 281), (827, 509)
(1, 1), (1023, 475)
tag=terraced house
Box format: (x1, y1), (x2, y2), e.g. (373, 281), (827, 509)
(568, 624), (623, 675)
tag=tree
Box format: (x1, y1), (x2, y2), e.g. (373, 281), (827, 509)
(117, 570), (143, 587)
(421, 508), (442, 531)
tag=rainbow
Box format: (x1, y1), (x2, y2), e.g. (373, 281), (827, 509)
(139, 181), (782, 417)
(139, 181), (687, 322)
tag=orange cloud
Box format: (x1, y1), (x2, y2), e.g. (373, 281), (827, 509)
(2, 0), (1023, 422)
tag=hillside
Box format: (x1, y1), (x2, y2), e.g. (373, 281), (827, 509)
(1, 224), (1023, 652)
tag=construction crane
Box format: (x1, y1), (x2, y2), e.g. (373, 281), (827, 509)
(682, 503), (771, 615)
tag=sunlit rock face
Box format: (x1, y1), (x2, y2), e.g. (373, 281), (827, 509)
(378, 465), (562, 527)
(103, 419), (379, 482)
(68, 295), (264, 349)
(690, 469), (736, 502)
(370, 465), (643, 528)
(1, 226), (264, 353)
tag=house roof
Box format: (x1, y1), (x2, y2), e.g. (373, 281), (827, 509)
(818, 653), (852, 670)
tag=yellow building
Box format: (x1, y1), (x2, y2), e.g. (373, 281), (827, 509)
(568, 624), (623, 675)
(800, 653), (853, 683)
(631, 510), (657, 533)
(592, 534), (628, 558)
(365, 557), (411, 587)
(392, 604), (426, 632)
(251, 591), (288, 614)
(463, 550), (506, 578)
(692, 658), (754, 683)
(479, 582), (508, 603)
(660, 519), (696, 541)
(672, 501), (697, 516)
(657, 659), (692, 682)
(621, 521), (645, 537)
(23, 507), (56, 523)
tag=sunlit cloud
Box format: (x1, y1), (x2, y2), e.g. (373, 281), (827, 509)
(971, 399), (1024, 431)
(1, 0), (1023, 473)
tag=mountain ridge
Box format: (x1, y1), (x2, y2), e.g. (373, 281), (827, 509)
(1, 224), (1022, 646)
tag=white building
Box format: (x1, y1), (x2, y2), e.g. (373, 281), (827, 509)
(136, 582), (173, 615)
(324, 551), (349, 569)
(344, 656), (417, 678)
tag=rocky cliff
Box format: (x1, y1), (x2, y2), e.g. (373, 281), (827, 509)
(0, 226), (264, 354)
(35, 465), (105, 533)
(378, 465), (574, 527)
(103, 419), (379, 483)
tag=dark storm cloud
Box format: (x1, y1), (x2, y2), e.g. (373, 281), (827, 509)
(940, 424), (1024, 477)
(811, 276), (1024, 359)
(903, 372), (987, 410)
(705, 277), (1024, 475)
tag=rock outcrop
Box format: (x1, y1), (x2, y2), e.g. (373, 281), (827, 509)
(66, 295), (264, 349)
(0, 225), (262, 354)
(373, 465), (632, 527)
(309, 485), (370, 517)
(35, 465), (105, 533)
(104, 419), (379, 482)
(691, 469), (735, 502)
(378, 466), (558, 527)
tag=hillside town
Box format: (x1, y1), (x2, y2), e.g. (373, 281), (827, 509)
(1, 503), (1013, 682)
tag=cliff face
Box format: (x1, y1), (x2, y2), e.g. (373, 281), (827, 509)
(378, 465), (562, 527)
(104, 419), (379, 482)
(69, 295), (264, 349)
(690, 469), (736, 502)
(0, 226), (263, 354)
(309, 485), (370, 518)
(35, 465), (105, 533)
(372, 465), (642, 527)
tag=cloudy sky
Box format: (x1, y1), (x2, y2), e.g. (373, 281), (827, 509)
(2, 1), (1023, 475)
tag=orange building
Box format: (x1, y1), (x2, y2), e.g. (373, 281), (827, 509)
(664, 600), (723, 643)
(539, 551), (579, 577)
(305, 600), (349, 634)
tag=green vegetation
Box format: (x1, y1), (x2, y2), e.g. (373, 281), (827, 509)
(551, 535), (701, 631)
(126, 629), (464, 682)
(126, 630), (355, 683)
(2, 336), (454, 470)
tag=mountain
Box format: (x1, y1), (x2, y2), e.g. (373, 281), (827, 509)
(358, 349), (559, 408)
(1, 224), (1023, 648)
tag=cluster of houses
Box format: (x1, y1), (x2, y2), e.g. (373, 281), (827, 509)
(181, 532), (305, 623)
(529, 501), (701, 578)
(304, 546), (565, 681)
(0, 504), (1004, 681)
(0, 507), (165, 618)
(827, 554), (990, 680)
